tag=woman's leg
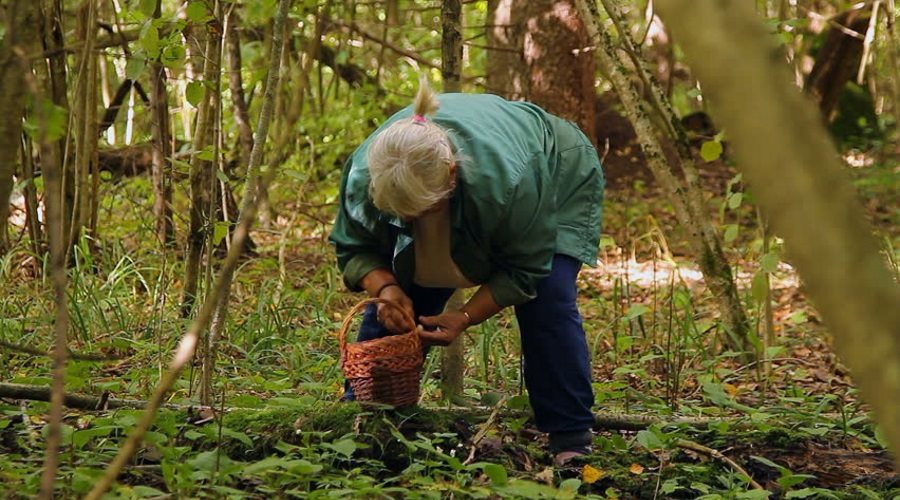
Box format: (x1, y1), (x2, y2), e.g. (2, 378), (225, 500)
(514, 254), (594, 453)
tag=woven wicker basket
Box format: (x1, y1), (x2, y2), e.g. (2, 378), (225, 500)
(338, 298), (423, 407)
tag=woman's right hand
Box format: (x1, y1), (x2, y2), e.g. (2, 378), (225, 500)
(377, 285), (416, 333)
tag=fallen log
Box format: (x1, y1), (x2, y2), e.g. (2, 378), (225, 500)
(0, 382), (741, 430)
(0, 383), (174, 411)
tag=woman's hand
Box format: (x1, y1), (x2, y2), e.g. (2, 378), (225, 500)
(418, 310), (470, 346)
(377, 285), (416, 333)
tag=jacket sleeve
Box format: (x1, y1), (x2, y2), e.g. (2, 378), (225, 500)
(328, 162), (392, 292)
(486, 153), (557, 307)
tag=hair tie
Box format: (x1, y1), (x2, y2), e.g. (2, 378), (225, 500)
(412, 114), (427, 124)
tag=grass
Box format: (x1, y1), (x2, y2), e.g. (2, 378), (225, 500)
(0, 168), (897, 498)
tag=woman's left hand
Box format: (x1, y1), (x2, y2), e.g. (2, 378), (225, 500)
(417, 310), (470, 346)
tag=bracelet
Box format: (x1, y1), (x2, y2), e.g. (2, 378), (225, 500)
(375, 282), (401, 297)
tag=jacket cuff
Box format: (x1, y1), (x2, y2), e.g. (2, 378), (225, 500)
(342, 253), (390, 291)
(487, 272), (536, 308)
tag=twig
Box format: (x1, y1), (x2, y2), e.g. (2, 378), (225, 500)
(674, 438), (765, 490)
(325, 17), (440, 70)
(463, 396), (507, 465)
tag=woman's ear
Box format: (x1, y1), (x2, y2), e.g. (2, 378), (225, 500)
(448, 162), (458, 189)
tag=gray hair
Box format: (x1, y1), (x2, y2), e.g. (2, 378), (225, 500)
(367, 78), (455, 218)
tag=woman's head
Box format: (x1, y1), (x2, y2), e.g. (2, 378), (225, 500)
(367, 78), (456, 219)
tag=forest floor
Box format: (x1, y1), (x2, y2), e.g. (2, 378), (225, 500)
(0, 142), (898, 498)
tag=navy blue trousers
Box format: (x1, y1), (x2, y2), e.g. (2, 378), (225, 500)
(350, 254), (595, 447)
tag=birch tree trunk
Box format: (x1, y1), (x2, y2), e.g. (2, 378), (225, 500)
(576, 0), (752, 353)
(440, 0), (466, 403)
(86, 1), (294, 496)
(655, 0), (900, 464)
(0, 0), (40, 254)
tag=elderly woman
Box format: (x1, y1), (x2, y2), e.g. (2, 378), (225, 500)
(329, 80), (605, 464)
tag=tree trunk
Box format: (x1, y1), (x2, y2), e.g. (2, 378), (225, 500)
(73, 1), (100, 244)
(149, 0), (175, 247)
(656, 0), (900, 466)
(150, 62), (175, 247)
(37, 0), (74, 258)
(439, 0), (467, 403)
(21, 136), (44, 259)
(226, 16), (254, 172)
(805, 8), (870, 120)
(576, 0), (752, 354)
(486, 0), (596, 143)
(0, 0), (40, 254)
(37, 13), (75, 488)
(182, 18), (223, 318)
(486, 0), (527, 99)
(220, 12), (258, 253)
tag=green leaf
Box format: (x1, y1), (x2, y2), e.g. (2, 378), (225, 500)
(506, 394), (530, 411)
(243, 456), (289, 474)
(700, 140), (723, 162)
(132, 485), (167, 498)
(625, 304), (650, 320)
(635, 429), (664, 450)
(702, 382), (733, 407)
(558, 478), (581, 498)
(196, 146), (215, 161)
(73, 426), (115, 449)
(751, 455), (787, 473)
(213, 221), (230, 246)
(221, 427), (253, 447)
(161, 44), (186, 67)
(785, 489), (822, 499)
(24, 99), (68, 141)
(188, 450), (232, 472)
(185, 80), (205, 107)
(138, 0), (157, 18)
(727, 192), (743, 210)
(760, 252), (780, 273)
(328, 438), (357, 458)
(286, 459), (323, 474)
(483, 463), (507, 485)
(125, 56), (147, 80)
(751, 271), (769, 304)
(660, 479), (682, 494)
(186, 1), (210, 22)
(736, 490), (771, 500)
(723, 224), (739, 243)
(139, 23), (160, 59)
(216, 169), (230, 184)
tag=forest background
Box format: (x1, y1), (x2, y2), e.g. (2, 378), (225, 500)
(0, 0), (899, 498)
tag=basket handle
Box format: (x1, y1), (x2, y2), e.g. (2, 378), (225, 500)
(337, 297), (418, 353)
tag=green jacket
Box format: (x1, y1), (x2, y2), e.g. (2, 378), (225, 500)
(329, 93), (604, 308)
